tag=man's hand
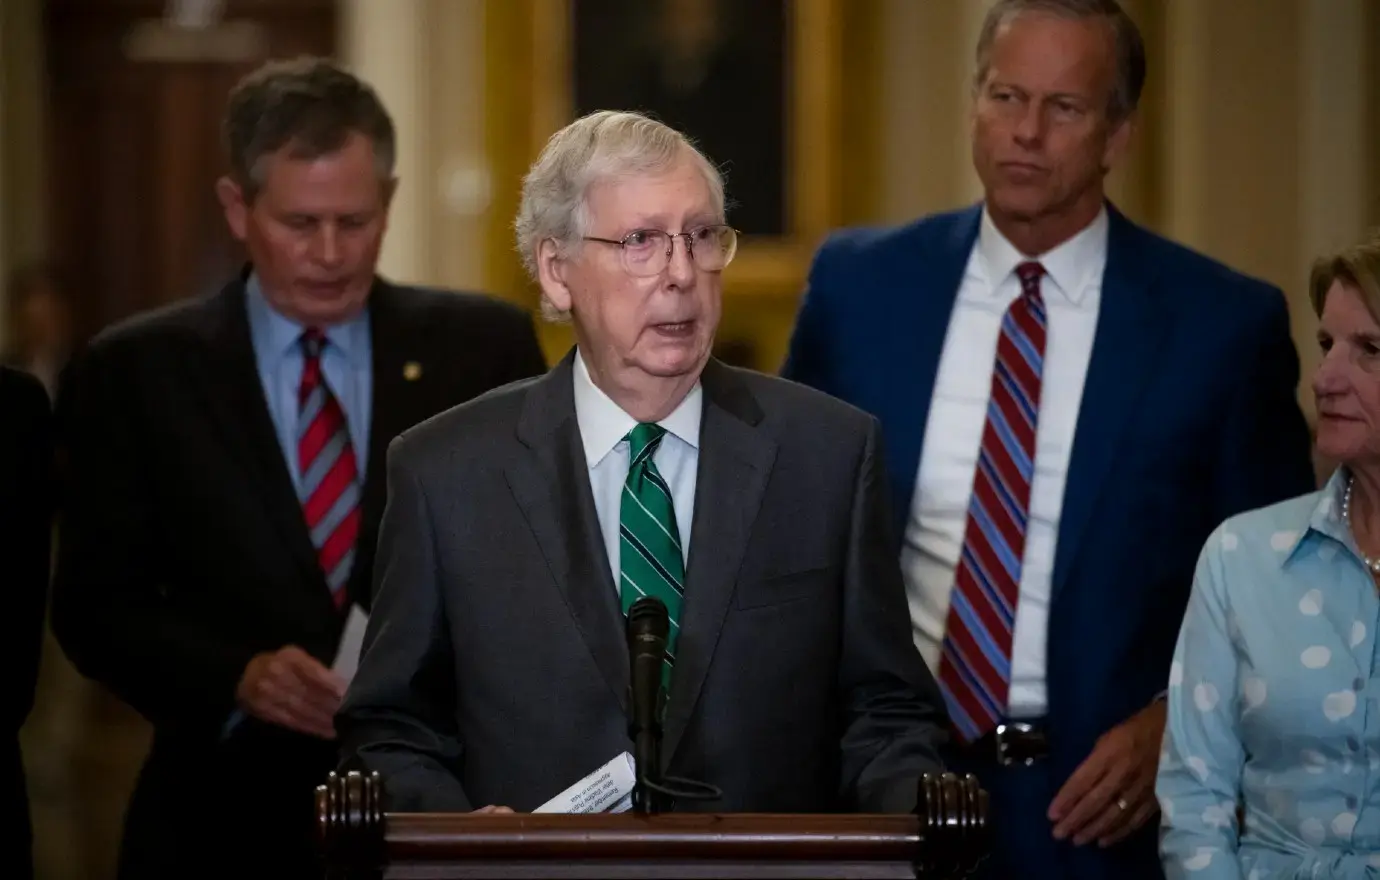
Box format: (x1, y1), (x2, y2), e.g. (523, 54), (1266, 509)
(1048, 699), (1165, 847)
(473, 806), (515, 814)
(236, 645), (346, 740)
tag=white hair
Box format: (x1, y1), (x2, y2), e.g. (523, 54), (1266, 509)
(514, 110), (726, 321)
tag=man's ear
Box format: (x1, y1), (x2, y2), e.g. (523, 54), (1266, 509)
(536, 238), (574, 314)
(1102, 114), (1136, 174)
(216, 176), (250, 242)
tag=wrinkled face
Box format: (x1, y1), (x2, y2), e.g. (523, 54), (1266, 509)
(1314, 281), (1380, 466)
(971, 12), (1129, 226)
(542, 152), (722, 385)
(218, 131), (394, 326)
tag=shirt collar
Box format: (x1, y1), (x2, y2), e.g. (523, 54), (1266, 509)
(1284, 466), (1351, 565)
(976, 205), (1109, 306)
(572, 348), (703, 468)
(244, 273), (371, 366)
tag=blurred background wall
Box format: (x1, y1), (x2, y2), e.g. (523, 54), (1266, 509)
(3, 1), (1376, 876)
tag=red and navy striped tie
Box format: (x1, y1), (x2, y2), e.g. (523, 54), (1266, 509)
(938, 261), (1046, 741)
(297, 328), (360, 610)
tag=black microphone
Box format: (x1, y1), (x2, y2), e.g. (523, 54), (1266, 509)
(626, 596), (669, 813)
(624, 596), (722, 814)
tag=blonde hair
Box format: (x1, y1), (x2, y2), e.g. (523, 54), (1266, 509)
(1309, 231), (1380, 320)
(514, 110), (725, 321)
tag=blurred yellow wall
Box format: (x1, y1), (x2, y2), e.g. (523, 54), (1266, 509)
(0, 0), (49, 284)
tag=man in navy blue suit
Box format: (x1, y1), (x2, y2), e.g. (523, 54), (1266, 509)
(783, 1), (1315, 877)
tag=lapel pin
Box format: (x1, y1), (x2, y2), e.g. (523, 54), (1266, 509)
(403, 361), (423, 381)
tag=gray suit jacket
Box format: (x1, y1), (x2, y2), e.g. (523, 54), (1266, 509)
(337, 351), (948, 813)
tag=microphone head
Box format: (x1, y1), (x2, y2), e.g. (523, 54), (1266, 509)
(627, 596), (669, 641)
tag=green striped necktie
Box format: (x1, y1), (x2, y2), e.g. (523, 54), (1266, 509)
(618, 423), (684, 690)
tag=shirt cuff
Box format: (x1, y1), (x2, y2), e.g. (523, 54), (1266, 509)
(220, 708), (246, 741)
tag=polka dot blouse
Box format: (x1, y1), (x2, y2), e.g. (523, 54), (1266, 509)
(1157, 468), (1380, 878)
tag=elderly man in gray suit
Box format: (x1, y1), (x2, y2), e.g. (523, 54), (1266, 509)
(336, 110), (949, 814)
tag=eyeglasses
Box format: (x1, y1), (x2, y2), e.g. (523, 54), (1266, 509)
(582, 224), (739, 277)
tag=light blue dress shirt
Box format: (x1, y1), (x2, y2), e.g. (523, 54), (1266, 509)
(571, 349), (700, 587)
(222, 277), (372, 738)
(244, 274), (373, 488)
(1157, 467), (1380, 878)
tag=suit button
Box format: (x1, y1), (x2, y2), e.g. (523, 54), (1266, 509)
(1348, 737), (1361, 752)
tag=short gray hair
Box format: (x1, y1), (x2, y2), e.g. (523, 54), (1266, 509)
(223, 56), (395, 201)
(974, 0), (1146, 122)
(514, 110), (725, 321)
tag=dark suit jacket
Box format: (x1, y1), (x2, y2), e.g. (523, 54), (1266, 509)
(0, 367), (53, 880)
(782, 204), (1317, 877)
(50, 274), (546, 877)
(337, 351), (948, 814)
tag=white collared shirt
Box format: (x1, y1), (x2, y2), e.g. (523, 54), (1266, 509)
(573, 349), (702, 590)
(903, 207), (1108, 718)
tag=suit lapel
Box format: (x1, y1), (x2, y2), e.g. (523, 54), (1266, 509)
(362, 280), (413, 497)
(199, 277), (324, 593)
(506, 353), (629, 711)
(876, 208), (980, 537)
(504, 355), (781, 758)
(1052, 207), (1172, 601)
(663, 361), (777, 765)
(352, 281), (423, 604)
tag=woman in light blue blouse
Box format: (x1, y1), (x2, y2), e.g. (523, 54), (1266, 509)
(1157, 234), (1380, 879)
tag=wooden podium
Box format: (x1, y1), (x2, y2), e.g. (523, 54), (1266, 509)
(316, 770), (989, 879)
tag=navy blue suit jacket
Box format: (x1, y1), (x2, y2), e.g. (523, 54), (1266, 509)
(783, 203), (1316, 781)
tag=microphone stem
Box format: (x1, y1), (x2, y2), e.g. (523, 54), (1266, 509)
(633, 726), (661, 813)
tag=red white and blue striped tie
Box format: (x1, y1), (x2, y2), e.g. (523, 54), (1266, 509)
(298, 328), (360, 610)
(939, 261), (1046, 742)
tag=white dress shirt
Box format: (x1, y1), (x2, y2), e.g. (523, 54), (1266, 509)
(573, 349), (701, 590)
(903, 207), (1108, 718)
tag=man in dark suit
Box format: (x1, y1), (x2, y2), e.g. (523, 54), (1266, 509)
(337, 109), (948, 814)
(782, 2), (1315, 878)
(51, 57), (546, 877)
(1, 366), (53, 880)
